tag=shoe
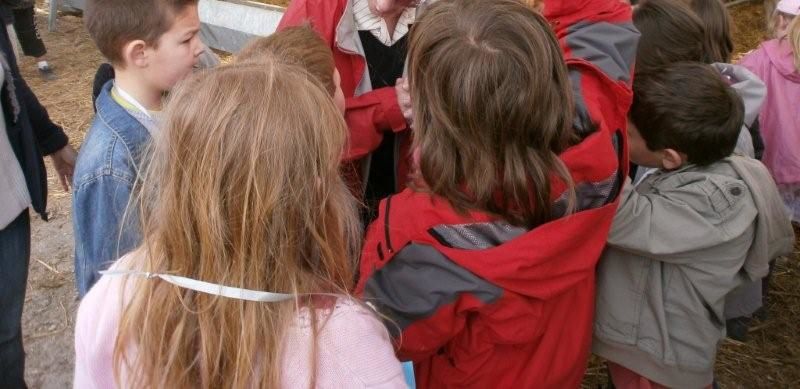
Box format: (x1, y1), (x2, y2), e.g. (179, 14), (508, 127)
(726, 316), (751, 342)
(38, 65), (57, 81)
(752, 306), (768, 322)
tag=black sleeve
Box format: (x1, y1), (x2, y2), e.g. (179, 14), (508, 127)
(14, 74), (67, 155)
(0, 13), (67, 155)
(749, 118), (765, 161)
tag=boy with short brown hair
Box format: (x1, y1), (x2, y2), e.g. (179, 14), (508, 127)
(594, 62), (795, 388)
(73, 0), (206, 296)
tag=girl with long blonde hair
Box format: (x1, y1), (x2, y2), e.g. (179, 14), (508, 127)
(73, 59), (407, 388)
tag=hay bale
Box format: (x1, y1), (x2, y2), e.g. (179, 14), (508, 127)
(730, 1), (770, 58)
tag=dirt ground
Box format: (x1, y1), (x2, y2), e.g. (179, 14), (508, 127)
(17, 1), (799, 388)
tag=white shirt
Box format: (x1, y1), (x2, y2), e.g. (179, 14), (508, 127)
(0, 63), (31, 229)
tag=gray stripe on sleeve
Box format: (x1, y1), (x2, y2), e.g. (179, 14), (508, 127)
(363, 243), (503, 335)
(567, 21), (640, 82)
(429, 221), (528, 250)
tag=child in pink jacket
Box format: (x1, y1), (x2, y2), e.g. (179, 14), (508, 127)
(740, 0), (800, 223)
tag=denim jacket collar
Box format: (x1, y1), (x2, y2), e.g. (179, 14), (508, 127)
(95, 80), (151, 159)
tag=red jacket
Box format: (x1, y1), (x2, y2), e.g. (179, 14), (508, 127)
(278, 0), (411, 193)
(355, 1), (639, 387)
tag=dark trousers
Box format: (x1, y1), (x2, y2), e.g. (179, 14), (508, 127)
(0, 210), (31, 389)
(11, 6), (46, 58)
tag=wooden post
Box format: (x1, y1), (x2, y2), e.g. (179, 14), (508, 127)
(48, 0), (58, 32)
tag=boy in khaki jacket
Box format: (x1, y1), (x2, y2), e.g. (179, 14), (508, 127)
(593, 62), (795, 388)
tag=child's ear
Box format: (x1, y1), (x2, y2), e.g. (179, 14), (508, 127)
(660, 149), (686, 170)
(121, 40), (148, 69)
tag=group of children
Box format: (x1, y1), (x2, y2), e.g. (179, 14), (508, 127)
(65, 0), (797, 388)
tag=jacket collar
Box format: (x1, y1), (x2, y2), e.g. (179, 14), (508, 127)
(95, 80), (151, 158)
(335, 0), (373, 95)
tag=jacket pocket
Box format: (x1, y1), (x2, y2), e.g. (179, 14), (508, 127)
(594, 253), (651, 345)
(664, 311), (722, 371)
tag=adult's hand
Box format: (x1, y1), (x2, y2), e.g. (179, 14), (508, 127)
(395, 78), (413, 125)
(50, 144), (77, 192)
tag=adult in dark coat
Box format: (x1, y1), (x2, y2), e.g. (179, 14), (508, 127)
(0, 4), (75, 386)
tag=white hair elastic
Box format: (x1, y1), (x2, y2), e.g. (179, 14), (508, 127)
(98, 269), (296, 303)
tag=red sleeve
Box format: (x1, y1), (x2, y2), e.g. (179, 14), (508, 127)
(276, 0), (309, 29)
(394, 298), (477, 361)
(343, 87), (407, 161)
(544, 0), (638, 85)
(278, 0), (339, 41)
(543, 0), (637, 154)
(357, 221), (473, 360)
(356, 197), (491, 361)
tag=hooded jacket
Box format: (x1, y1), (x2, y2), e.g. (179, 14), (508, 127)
(740, 39), (800, 185)
(712, 63), (766, 159)
(593, 156), (795, 389)
(354, 0), (639, 387)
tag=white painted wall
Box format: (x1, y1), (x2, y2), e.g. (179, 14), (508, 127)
(59, 0), (287, 52)
(198, 1), (284, 37)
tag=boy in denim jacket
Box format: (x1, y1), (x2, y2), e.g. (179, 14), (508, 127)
(72, 0), (206, 296)
(593, 63), (795, 388)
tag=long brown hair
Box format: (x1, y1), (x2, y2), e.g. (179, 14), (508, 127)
(407, 0), (575, 228)
(684, 0), (734, 63)
(113, 59), (361, 388)
(633, 0), (706, 74)
(237, 25), (336, 95)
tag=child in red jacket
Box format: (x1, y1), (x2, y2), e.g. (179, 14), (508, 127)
(355, 0), (639, 387)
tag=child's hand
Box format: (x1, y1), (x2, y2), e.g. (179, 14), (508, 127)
(395, 78), (413, 125)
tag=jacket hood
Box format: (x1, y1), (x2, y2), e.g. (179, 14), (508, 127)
(728, 156), (795, 280)
(765, 39), (800, 83)
(430, 126), (624, 300)
(713, 63), (766, 128)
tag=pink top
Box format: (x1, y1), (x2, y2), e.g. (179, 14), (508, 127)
(73, 255), (408, 389)
(739, 39), (800, 185)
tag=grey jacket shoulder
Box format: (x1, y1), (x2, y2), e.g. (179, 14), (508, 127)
(727, 156), (795, 279)
(608, 161), (757, 257)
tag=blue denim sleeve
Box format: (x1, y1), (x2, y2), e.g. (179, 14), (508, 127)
(72, 174), (141, 297)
